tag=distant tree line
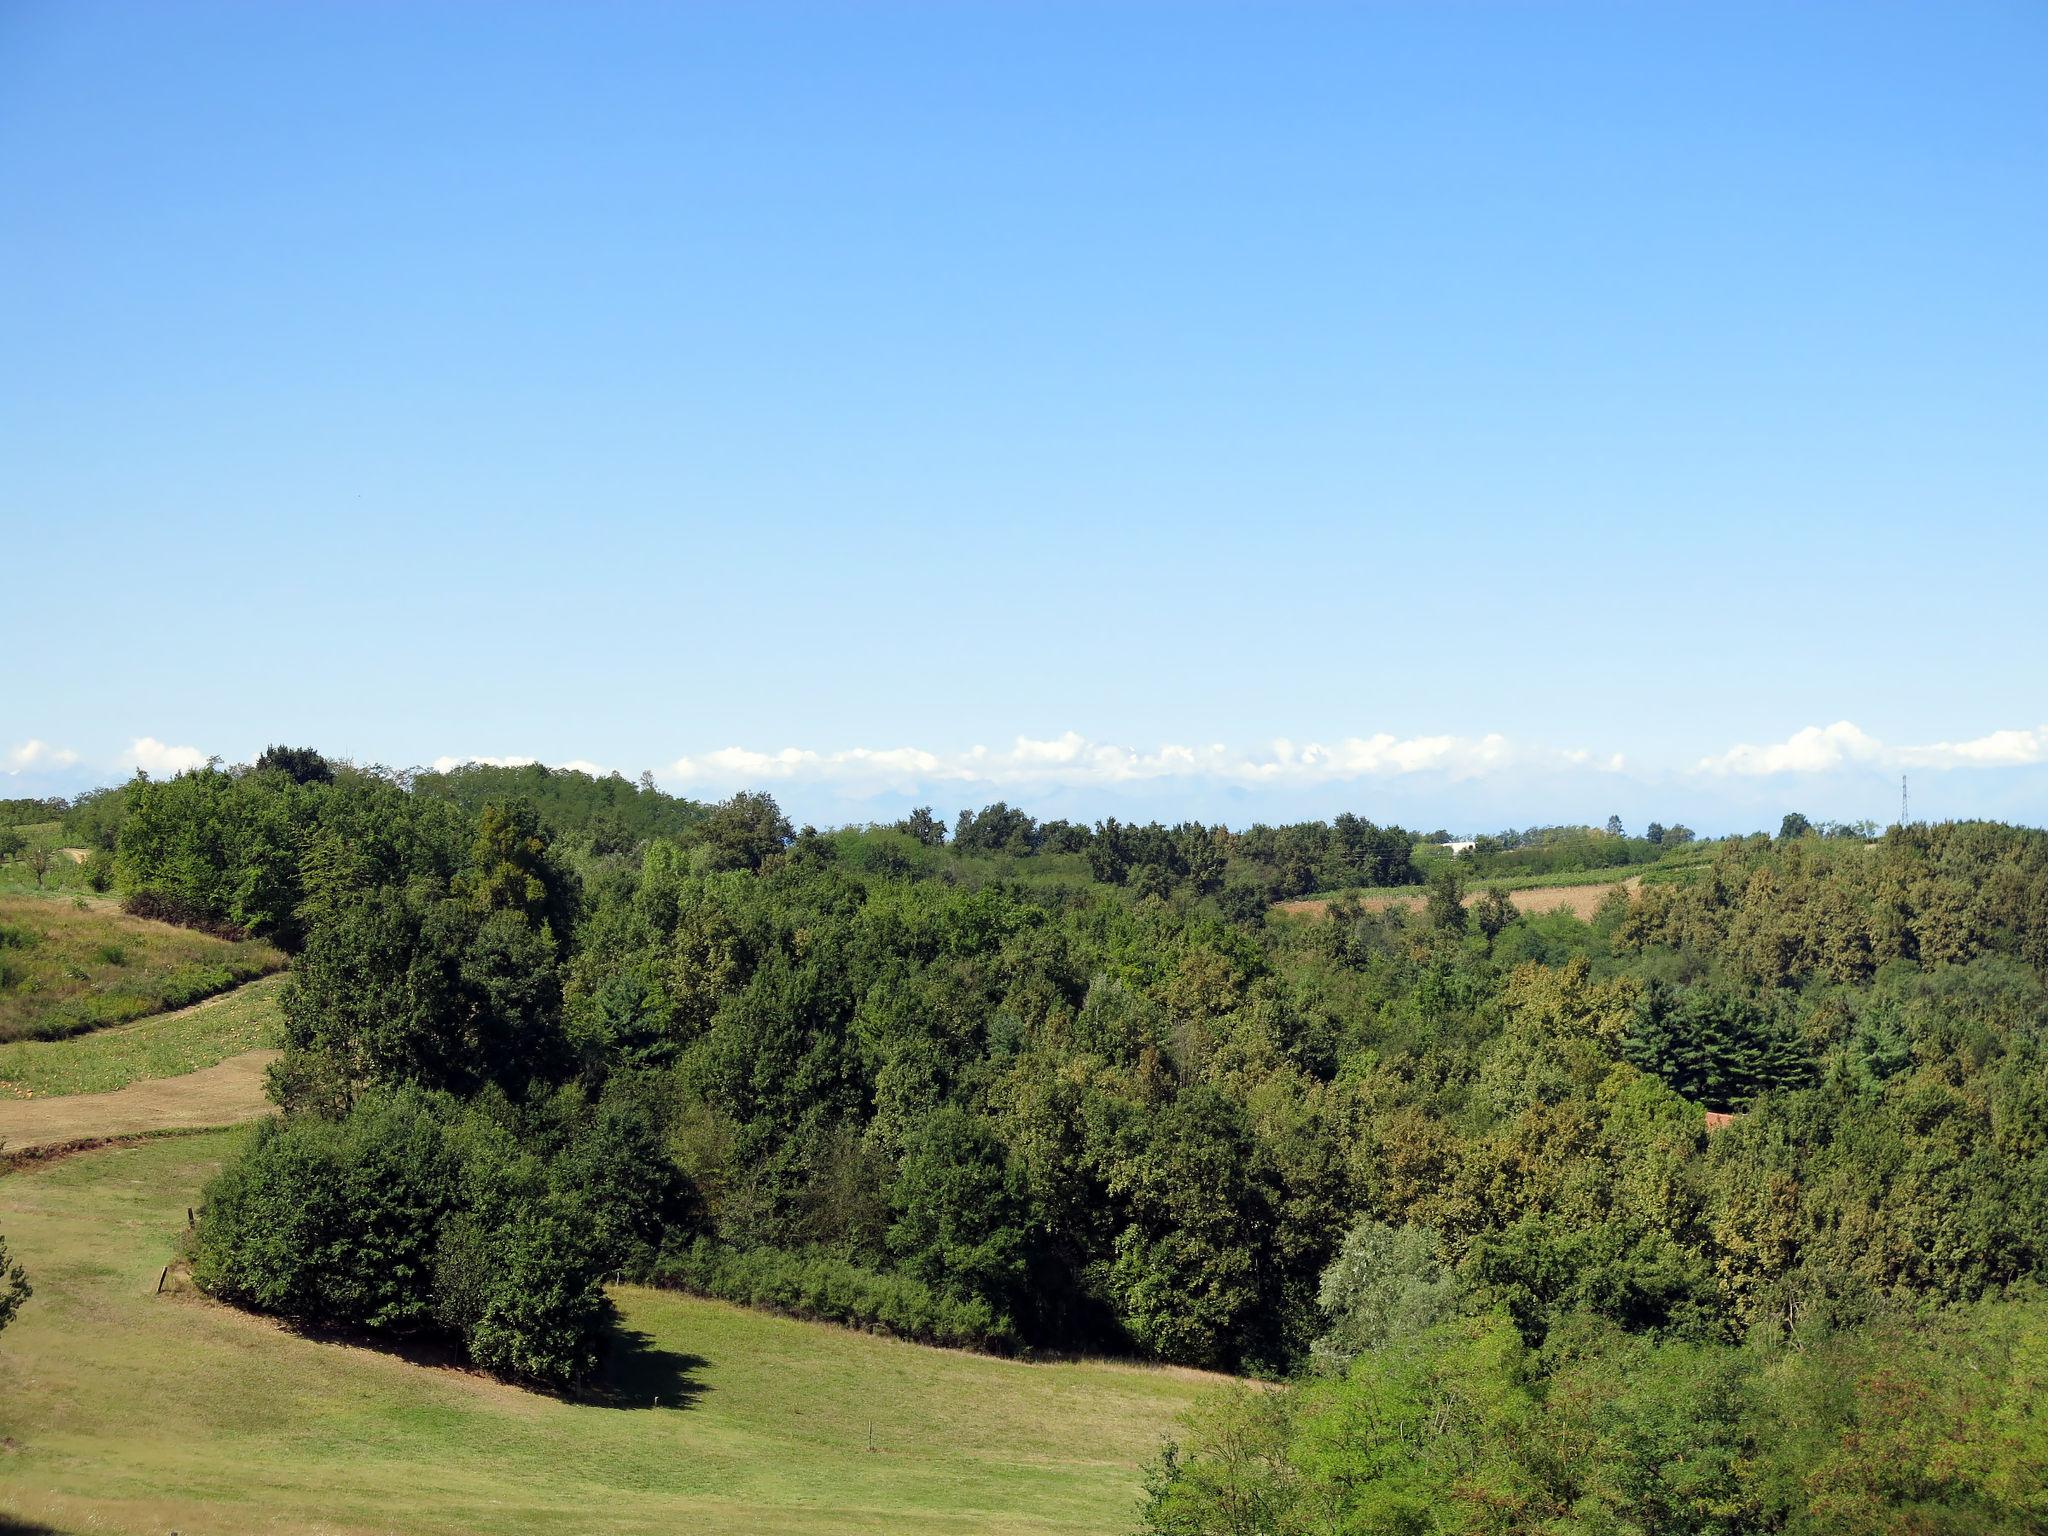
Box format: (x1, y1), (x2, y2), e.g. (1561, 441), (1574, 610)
(892, 801), (1419, 905)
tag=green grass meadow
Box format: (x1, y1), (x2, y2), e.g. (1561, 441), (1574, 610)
(0, 1129), (1213, 1535)
(0, 972), (285, 1100)
(0, 824), (100, 898)
(0, 894), (285, 1044)
(1292, 844), (1716, 907)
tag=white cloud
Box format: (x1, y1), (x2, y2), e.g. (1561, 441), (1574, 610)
(4, 739), (80, 772)
(666, 731), (1604, 796)
(124, 737), (209, 775)
(1896, 728), (2048, 770)
(1695, 721), (1882, 776)
(1697, 722), (2048, 776)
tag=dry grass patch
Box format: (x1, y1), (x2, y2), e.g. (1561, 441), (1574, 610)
(1276, 875), (1640, 920)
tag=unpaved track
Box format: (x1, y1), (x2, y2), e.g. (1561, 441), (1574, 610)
(1277, 876), (1640, 920)
(0, 1048), (278, 1155)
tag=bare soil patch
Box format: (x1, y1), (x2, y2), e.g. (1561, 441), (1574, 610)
(0, 1047), (277, 1155)
(1277, 876), (1640, 920)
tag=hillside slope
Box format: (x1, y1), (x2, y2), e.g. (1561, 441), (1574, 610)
(0, 894), (284, 1043)
(0, 1130), (1213, 1535)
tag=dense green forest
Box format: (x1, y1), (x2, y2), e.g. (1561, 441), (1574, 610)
(38, 750), (2048, 1524)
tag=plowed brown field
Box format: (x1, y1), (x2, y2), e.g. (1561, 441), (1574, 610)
(1277, 876), (1640, 920)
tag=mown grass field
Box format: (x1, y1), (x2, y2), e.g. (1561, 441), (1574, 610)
(1291, 846), (1714, 908)
(0, 973), (285, 1100)
(0, 894), (285, 1043)
(0, 1130), (1214, 1535)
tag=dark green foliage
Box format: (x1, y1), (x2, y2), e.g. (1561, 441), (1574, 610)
(893, 806), (947, 847)
(277, 887), (566, 1107)
(194, 1094), (460, 1330)
(254, 745), (334, 785)
(1425, 865), (1467, 933)
(887, 1108), (1030, 1325)
(0, 796), (67, 827)
(97, 748), (2048, 1485)
(60, 784), (131, 851)
(114, 760), (471, 949)
(1458, 822), (1675, 880)
(1102, 1087), (1265, 1366)
(454, 1198), (613, 1384)
(1471, 883), (1517, 940)
(410, 760), (706, 850)
(953, 802), (1039, 856)
(195, 1088), (659, 1388)
(457, 798), (579, 939)
(1625, 979), (1809, 1110)
(695, 791), (795, 873)
(0, 1230), (28, 1335)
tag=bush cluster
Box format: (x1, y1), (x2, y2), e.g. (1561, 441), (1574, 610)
(194, 1084), (686, 1388)
(651, 1239), (1012, 1352)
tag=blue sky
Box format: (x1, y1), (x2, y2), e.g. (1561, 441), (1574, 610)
(5, 2), (2044, 832)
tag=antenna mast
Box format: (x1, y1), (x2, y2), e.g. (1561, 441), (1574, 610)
(1900, 773), (1909, 827)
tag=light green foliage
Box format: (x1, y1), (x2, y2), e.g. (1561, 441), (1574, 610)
(1311, 1219), (1459, 1370)
(1146, 1304), (2048, 1534)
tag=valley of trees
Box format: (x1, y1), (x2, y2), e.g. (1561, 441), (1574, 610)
(36, 752), (2048, 1524)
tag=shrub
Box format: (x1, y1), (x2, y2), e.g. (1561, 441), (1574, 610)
(459, 1200), (613, 1385)
(195, 1089), (638, 1389)
(194, 1096), (455, 1328)
(0, 1231), (28, 1335)
(121, 890), (249, 940)
(651, 1240), (1012, 1352)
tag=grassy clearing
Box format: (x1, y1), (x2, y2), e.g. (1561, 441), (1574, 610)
(0, 973), (285, 1100)
(0, 1130), (1213, 1535)
(1290, 850), (1713, 907)
(0, 822), (101, 898)
(0, 895), (285, 1044)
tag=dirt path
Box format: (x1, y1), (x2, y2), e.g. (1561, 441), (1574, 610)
(1277, 875), (1640, 920)
(0, 1048), (278, 1155)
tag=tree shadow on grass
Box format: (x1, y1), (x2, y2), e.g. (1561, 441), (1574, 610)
(591, 1320), (710, 1411)
(273, 1318), (707, 1408)
(0, 1516), (71, 1535)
